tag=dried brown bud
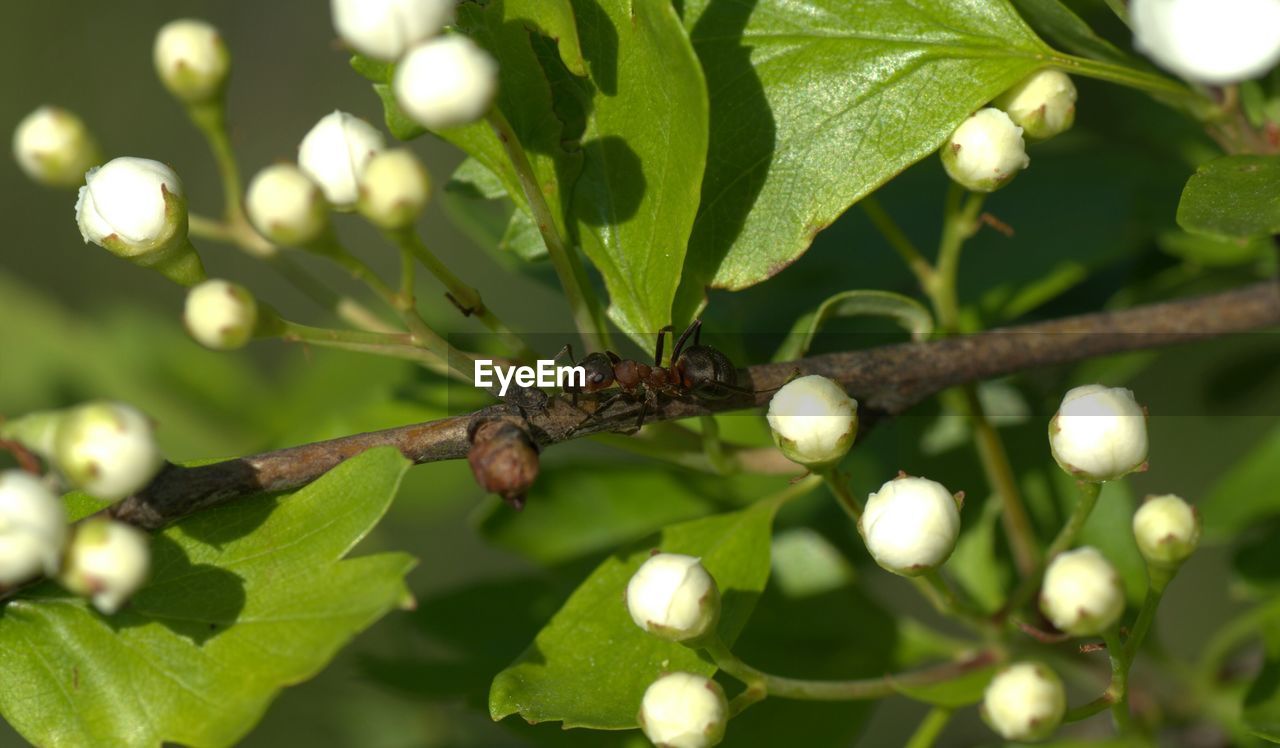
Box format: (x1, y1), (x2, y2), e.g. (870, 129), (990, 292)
(467, 418), (539, 509)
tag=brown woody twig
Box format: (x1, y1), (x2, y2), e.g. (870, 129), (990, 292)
(107, 280), (1277, 531)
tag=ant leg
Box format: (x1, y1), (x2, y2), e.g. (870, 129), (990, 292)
(568, 393), (626, 435)
(654, 325), (673, 366)
(634, 392), (653, 431)
(554, 344), (577, 366)
(671, 319), (701, 361)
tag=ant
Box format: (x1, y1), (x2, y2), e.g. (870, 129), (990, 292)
(558, 319), (755, 432)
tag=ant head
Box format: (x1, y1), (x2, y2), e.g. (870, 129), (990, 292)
(675, 345), (738, 398)
(576, 352), (616, 392)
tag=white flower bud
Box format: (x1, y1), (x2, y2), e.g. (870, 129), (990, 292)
(940, 108), (1030, 193)
(53, 402), (164, 504)
(246, 163), (329, 246)
(0, 471), (68, 585)
(394, 35), (499, 131)
(638, 672), (728, 748)
(331, 0), (454, 61)
(626, 553), (720, 642)
(1040, 546), (1125, 636)
(859, 476), (961, 576)
(297, 111), (385, 209)
(994, 70), (1077, 141)
(184, 279), (258, 350)
(1133, 494), (1201, 566)
(1049, 385), (1148, 482)
(153, 19), (231, 103)
(357, 148), (431, 229)
(12, 106), (101, 188)
(60, 519), (150, 615)
(76, 157), (187, 257)
(1131, 0), (1280, 85)
(981, 661), (1066, 742)
(765, 375), (858, 468)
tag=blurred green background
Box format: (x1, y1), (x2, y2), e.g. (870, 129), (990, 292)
(3, 2), (1279, 747)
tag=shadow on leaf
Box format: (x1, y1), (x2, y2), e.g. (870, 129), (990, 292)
(115, 533), (247, 646)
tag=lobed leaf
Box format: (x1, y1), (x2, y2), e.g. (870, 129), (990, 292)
(568, 0), (710, 343)
(675, 0), (1052, 315)
(0, 448), (414, 748)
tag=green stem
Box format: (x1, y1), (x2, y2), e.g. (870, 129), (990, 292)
(703, 636), (998, 701)
(387, 226), (533, 358)
(860, 196), (935, 289)
(187, 212), (395, 334)
(961, 385), (1039, 578)
(926, 185), (1040, 583)
(1050, 53), (1213, 120)
(186, 100), (247, 228)
(929, 184), (984, 328)
(270, 318), (448, 374)
(1124, 565), (1173, 662)
(905, 707), (953, 748)
(697, 416), (735, 475)
(1004, 480), (1101, 618)
(1102, 628), (1134, 734)
(486, 109), (610, 350)
(818, 467), (863, 521)
(1198, 590), (1280, 682)
(1064, 694), (1113, 723)
(312, 234), (469, 379)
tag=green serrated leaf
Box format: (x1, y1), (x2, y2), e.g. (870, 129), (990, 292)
(0, 448), (415, 748)
(1178, 155), (1280, 239)
(1009, 0), (1133, 64)
(489, 496), (790, 729)
(773, 289), (933, 361)
(676, 0), (1051, 309)
(1200, 423), (1280, 538)
(568, 0), (709, 344)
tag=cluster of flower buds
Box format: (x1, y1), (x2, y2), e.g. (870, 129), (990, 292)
(625, 554), (728, 746)
(941, 68), (1077, 192)
(0, 401), (160, 614)
(330, 0), (498, 131)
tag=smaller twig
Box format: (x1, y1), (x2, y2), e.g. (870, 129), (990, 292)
(703, 635), (998, 701)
